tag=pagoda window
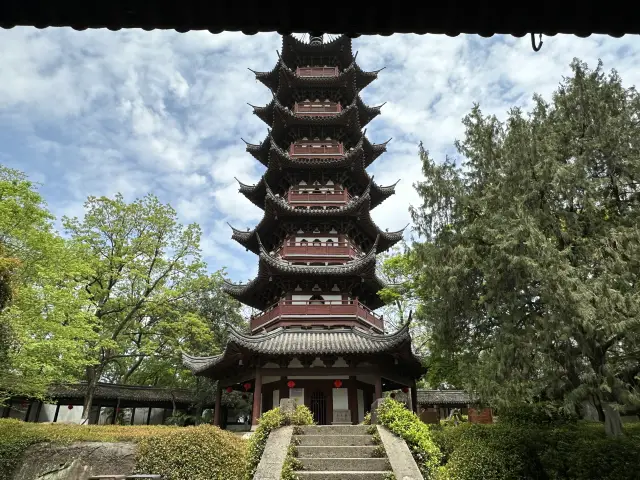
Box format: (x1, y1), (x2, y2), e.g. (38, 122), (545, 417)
(313, 239), (322, 244)
(301, 239), (308, 245)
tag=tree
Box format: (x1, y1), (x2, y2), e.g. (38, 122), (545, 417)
(377, 243), (431, 356)
(0, 166), (95, 402)
(63, 193), (210, 420)
(409, 59), (640, 435)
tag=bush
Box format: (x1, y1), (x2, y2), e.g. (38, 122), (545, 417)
(0, 419), (246, 480)
(245, 404), (314, 480)
(498, 402), (578, 427)
(136, 425), (247, 480)
(434, 421), (640, 480)
(375, 398), (442, 478)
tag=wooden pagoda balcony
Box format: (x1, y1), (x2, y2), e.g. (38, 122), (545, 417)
(287, 189), (350, 205)
(277, 240), (361, 261)
(296, 66), (339, 77)
(250, 299), (384, 333)
(289, 142), (344, 157)
(294, 101), (342, 116)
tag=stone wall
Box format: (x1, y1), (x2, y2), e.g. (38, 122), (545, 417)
(12, 442), (136, 480)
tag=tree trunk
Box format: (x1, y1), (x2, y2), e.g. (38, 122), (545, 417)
(81, 366), (99, 423)
(604, 404), (624, 437)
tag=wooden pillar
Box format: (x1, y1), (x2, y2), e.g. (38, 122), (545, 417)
(34, 401), (43, 423)
(130, 407), (136, 425)
(374, 376), (382, 401)
(24, 401), (33, 422)
(410, 382), (418, 413)
(348, 376), (358, 425)
(251, 368), (263, 430)
(279, 376), (288, 404)
(1, 401), (12, 418)
(53, 403), (61, 423)
(213, 383), (222, 426)
(146, 407), (152, 425)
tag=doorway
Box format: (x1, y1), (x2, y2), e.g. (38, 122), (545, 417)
(310, 390), (327, 425)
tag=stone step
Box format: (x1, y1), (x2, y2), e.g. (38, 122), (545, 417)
(299, 458), (391, 472)
(297, 446), (380, 459)
(295, 434), (375, 446)
(296, 472), (391, 480)
(298, 425), (370, 435)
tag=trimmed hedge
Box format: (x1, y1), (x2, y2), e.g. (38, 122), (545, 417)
(431, 421), (640, 480)
(0, 419), (247, 480)
(375, 398), (442, 479)
(245, 404), (314, 480)
(135, 425), (247, 480)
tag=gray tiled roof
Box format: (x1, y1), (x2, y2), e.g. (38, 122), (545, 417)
(417, 389), (473, 405)
(183, 324), (420, 375)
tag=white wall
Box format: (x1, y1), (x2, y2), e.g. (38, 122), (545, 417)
(290, 388), (304, 405)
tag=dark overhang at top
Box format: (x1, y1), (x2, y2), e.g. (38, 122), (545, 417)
(0, 2), (636, 37)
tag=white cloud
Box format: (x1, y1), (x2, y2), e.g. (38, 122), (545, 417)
(1, 28), (640, 282)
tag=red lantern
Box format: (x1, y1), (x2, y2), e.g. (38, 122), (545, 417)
(67, 405), (74, 410)
(287, 380), (296, 389)
(333, 379), (343, 388)
(402, 387), (409, 393)
(243, 382), (252, 391)
(226, 386), (233, 393)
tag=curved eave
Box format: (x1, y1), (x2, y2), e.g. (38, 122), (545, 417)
(182, 351), (225, 375)
(244, 135), (271, 166)
(363, 134), (391, 167)
(370, 180), (398, 209)
(235, 177), (265, 209)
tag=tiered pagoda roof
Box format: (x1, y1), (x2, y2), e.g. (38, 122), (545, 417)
(227, 188), (406, 256)
(222, 235), (386, 310)
(244, 131), (390, 168)
(223, 34), (405, 314)
(182, 323), (424, 377)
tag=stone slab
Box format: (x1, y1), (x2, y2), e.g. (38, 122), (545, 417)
(376, 425), (424, 480)
(253, 426), (293, 480)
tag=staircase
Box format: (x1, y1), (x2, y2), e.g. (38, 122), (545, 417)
(293, 425), (393, 480)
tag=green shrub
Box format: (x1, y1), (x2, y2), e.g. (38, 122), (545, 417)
(498, 402), (578, 427)
(375, 398), (442, 478)
(135, 425), (247, 480)
(245, 404), (314, 480)
(435, 421), (640, 480)
(0, 419), (246, 480)
(361, 411), (371, 425)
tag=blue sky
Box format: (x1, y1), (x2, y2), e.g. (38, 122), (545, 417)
(2, 28), (640, 284)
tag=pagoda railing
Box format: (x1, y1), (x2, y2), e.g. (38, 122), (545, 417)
(250, 299), (384, 332)
(296, 66), (339, 77)
(287, 189), (350, 204)
(289, 143), (344, 156)
(294, 102), (342, 115)
(277, 240), (360, 259)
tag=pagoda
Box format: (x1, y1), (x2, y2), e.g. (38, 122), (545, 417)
(183, 34), (425, 429)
